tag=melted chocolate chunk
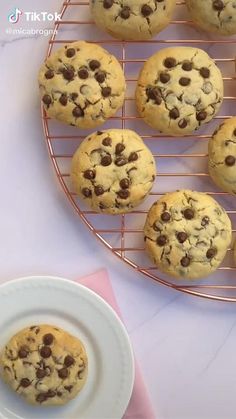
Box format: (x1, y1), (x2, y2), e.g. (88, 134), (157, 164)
(64, 355), (75, 367)
(62, 68), (74, 81)
(82, 188), (92, 198)
(18, 347), (29, 359)
(59, 94), (67, 106)
(161, 212), (171, 222)
(102, 137), (112, 146)
(179, 77), (191, 86)
(117, 189), (130, 199)
(36, 393), (47, 403)
(72, 106), (84, 118)
(102, 87), (111, 97)
(84, 169), (96, 179)
(115, 143), (125, 154)
(164, 57), (177, 68)
(120, 178), (130, 189)
(201, 216), (210, 226)
(128, 152), (138, 162)
(160, 72), (170, 83)
(103, 0), (114, 8)
(141, 4), (153, 16)
(66, 48), (76, 58)
(42, 95), (52, 106)
(169, 108), (180, 120)
(115, 157), (127, 166)
(45, 69), (54, 79)
(89, 60), (101, 71)
(182, 61), (193, 71)
(36, 369), (47, 379)
(94, 185), (104, 196)
(200, 67), (210, 78)
(58, 368), (68, 379)
(64, 385), (73, 392)
(206, 248), (217, 259)
(178, 119), (187, 129)
(101, 155), (112, 166)
(20, 378), (31, 388)
(43, 334), (54, 346)
(95, 71), (106, 83)
(196, 111), (207, 121)
(40, 346), (52, 358)
(120, 6), (131, 19)
(183, 208), (194, 220)
(213, 0), (224, 11)
(181, 256), (191, 267)
(157, 235), (167, 246)
(78, 68), (89, 79)
(177, 232), (188, 244)
(146, 87), (162, 104)
(225, 155), (236, 166)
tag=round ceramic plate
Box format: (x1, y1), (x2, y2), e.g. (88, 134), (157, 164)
(0, 276), (134, 419)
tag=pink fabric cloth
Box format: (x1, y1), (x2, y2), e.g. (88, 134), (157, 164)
(77, 269), (156, 419)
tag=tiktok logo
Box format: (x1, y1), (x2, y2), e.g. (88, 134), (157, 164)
(8, 8), (22, 24)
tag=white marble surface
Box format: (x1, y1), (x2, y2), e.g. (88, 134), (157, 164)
(1, 1), (236, 418)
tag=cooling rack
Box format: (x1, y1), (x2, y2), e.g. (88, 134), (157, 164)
(42, 0), (236, 302)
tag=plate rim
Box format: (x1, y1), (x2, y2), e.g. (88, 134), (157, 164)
(0, 275), (135, 419)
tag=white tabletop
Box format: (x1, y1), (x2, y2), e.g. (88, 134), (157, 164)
(1, 1), (236, 418)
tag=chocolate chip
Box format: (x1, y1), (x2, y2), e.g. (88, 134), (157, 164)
(128, 152), (138, 162)
(102, 87), (111, 97)
(115, 157), (127, 166)
(177, 232), (188, 243)
(120, 178), (130, 189)
(160, 72), (170, 83)
(58, 368), (68, 379)
(97, 131), (103, 135)
(178, 119), (187, 129)
(94, 185), (104, 196)
(233, 129), (236, 137)
(62, 68), (74, 80)
(18, 347), (29, 358)
(115, 143), (125, 154)
(64, 385), (73, 392)
(182, 61), (193, 71)
(36, 393), (47, 403)
(213, 0), (224, 11)
(196, 111), (207, 121)
(82, 188), (92, 198)
(102, 137), (112, 146)
(46, 390), (56, 398)
(64, 355), (75, 367)
(71, 92), (78, 101)
(40, 346), (52, 358)
(201, 216), (210, 226)
(141, 4), (153, 16)
(117, 189), (130, 199)
(181, 256), (191, 267)
(59, 94), (67, 106)
(120, 6), (130, 19)
(161, 212), (171, 222)
(157, 235), (167, 246)
(42, 95), (52, 106)
(169, 108), (180, 120)
(103, 0), (114, 8)
(179, 77), (191, 86)
(146, 87), (162, 104)
(164, 57), (177, 68)
(89, 60), (101, 71)
(45, 69), (54, 79)
(72, 106), (84, 118)
(20, 378), (31, 388)
(101, 155), (112, 166)
(78, 68), (89, 79)
(225, 155), (236, 166)
(84, 169), (96, 179)
(57, 391), (62, 397)
(43, 333), (54, 346)
(95, 71), (106, 83)
(206, 248), (217, 259)
(200, 67), (210, 78)
(183, 208), (194, 219)
(66, 48), (76, 58)
(36, 369), (47, 379)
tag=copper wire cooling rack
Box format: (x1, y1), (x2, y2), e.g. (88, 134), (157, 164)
(42, 0), (236, 302)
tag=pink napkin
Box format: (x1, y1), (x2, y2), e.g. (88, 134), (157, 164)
(77, 269), (155, 419)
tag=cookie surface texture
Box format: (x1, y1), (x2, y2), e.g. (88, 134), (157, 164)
(136, 47), (223, 135)
(71, 129), (156, 214)
(0, 324), (88, 406)
(38, 41), (126, 129)
(209, 118), (236, 194)
(186, 0), (236, 36)
(91, 0), (176, 40)
(144, 190), (232, 279)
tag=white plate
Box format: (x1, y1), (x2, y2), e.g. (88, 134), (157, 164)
(0, 276), (134, 419)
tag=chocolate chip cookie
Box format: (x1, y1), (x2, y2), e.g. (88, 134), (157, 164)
(38, 41), (126, 129)
(209, 118), (236, 194)
(71, 129), (156, 214)
(0, 324), (88, 406)
(136, 47), (224, 136)
(186, 0), (236, 36)
(91, 0), (176, 41)
(144, 190), (232, 279)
